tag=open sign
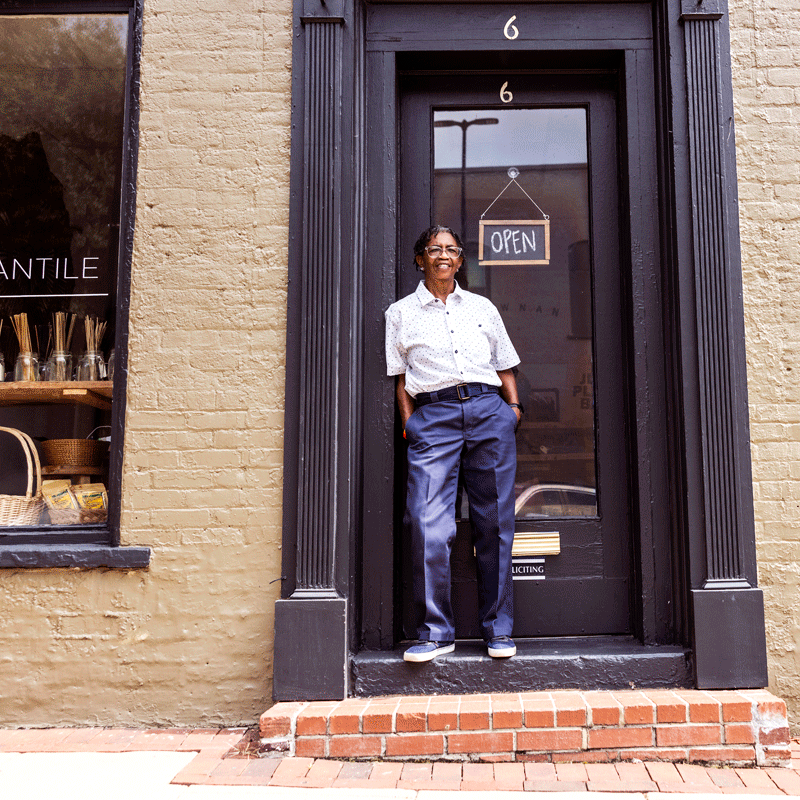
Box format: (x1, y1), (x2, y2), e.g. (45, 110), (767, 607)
(478, 219), (550, 265)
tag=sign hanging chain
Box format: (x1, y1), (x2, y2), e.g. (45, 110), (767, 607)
(481, 167), (550, 220)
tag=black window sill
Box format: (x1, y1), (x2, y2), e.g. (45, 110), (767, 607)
(0, 544), (150, 570)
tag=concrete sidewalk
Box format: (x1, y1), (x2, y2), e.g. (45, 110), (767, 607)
(1, 728), (800, 797)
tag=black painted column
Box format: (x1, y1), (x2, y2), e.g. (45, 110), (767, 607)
(273, 0), (349, 701)
(681, 0), (768, 688)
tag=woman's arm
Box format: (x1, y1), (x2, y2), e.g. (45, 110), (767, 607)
(396, 374), (415, 428)
(497, 368), (522, 425)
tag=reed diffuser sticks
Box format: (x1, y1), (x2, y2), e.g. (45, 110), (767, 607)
(84, 316), (107, 354)
(48, 312), (76, 381)
(10, 313), (36, 381)
(52, 312), (75, 353)
(77, 316), (108, 381)
(10, 313), (33, 355)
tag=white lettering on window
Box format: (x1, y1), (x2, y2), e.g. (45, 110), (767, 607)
(63, 258), (78, 279)
(82, 257), (99, 279)
(13, 259), (32, 279)
(37, 257), (52, 279)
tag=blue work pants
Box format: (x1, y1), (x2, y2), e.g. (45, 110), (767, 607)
(404, 391), (517, 642)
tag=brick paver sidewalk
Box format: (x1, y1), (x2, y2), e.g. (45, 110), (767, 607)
(2, 727), (800, 793)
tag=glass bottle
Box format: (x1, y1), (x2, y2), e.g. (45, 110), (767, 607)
(77, 351), (106, 381)
(14, 352), (39, 382)
(45, 350), (73, 382)
(0, 352), (5, 382)
(107, 348), (115, 382)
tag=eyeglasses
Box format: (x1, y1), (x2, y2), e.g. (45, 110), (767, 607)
(424, 245), (463, 258)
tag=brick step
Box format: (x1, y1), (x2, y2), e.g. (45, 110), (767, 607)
(259, 689), (790, 767)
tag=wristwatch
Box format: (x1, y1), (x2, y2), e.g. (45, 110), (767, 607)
(508, 402), (524, 414)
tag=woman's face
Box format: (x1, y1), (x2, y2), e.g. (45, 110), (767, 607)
(415, 231), (463, 284)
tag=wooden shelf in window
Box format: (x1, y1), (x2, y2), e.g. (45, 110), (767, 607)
(0, 381), (112, 411)
(41, 465), (105, 477)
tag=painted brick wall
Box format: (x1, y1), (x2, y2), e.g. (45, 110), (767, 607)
(730, 0), (800, 732)
(0, 0), (292, 726)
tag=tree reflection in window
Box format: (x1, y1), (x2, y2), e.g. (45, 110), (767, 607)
(0, 15), (127, 351)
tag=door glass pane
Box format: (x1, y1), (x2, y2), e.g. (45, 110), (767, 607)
(434, 108), (597, 518)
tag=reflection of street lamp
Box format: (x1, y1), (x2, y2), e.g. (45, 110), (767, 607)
(434, 117), (499, 245)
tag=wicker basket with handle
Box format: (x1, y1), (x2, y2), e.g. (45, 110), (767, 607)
(0, 427), (44, 527)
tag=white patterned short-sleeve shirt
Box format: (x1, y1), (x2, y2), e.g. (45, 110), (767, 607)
(385, 280), (520, 397)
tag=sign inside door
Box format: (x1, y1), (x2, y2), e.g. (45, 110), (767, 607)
(512, 557), (546, 580)
(478, 219), (550, 265)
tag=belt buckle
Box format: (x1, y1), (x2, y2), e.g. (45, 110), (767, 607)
(456, 383), (470, 401)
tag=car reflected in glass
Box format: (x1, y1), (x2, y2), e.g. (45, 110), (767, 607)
(514, 483), (597, 519)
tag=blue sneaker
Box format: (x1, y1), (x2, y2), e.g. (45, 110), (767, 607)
(403, 640), (455, 663)
(487, 636), (516, 658)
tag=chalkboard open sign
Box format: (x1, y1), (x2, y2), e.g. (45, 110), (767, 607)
(478, 219), (550, 266)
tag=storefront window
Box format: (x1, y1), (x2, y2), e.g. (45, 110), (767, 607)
(0, 12), (129, 529)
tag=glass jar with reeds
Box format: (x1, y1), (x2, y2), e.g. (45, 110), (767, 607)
(10, 313), (38, 382)
(44, 312), (76, 382)
(77, 316), (107, 382)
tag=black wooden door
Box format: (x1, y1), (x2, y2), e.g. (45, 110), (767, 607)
(398, 70), (632, 638)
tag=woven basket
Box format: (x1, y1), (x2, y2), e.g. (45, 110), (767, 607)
(48, 507), (107, 526)
(0, 427), (44, 527)
(41, 438), (108, 467)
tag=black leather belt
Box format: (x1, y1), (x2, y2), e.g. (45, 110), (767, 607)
(414, 382), (499, 407)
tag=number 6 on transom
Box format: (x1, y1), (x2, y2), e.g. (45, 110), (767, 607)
(503, 15), (519, 40)
(500, 82), (513, 103)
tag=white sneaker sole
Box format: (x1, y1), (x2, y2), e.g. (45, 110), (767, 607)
(404, 642), (455, 663)
(488, 643), (516, 658)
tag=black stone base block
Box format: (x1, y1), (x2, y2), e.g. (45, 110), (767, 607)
(692, 587), (768, 689)
(273, 595), (348, 701)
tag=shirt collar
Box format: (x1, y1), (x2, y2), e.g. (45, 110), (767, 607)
(415, 279), (464, 307)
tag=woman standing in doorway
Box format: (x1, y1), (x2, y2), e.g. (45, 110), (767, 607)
(385, 225), (523, 662)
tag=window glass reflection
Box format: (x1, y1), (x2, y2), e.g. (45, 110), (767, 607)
(0, 15), (128, 527)
(434, 107), (597, 519)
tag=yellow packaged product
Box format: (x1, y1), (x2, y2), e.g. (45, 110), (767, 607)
(72, 483), (107, 511)
(42, 480), (78, 510)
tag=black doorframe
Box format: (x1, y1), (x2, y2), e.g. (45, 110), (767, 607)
(273, 0), (768, 701)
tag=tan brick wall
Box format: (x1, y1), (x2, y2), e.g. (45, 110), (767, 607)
(0, 0), (292, 726)
(730, 0), (800, 731)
